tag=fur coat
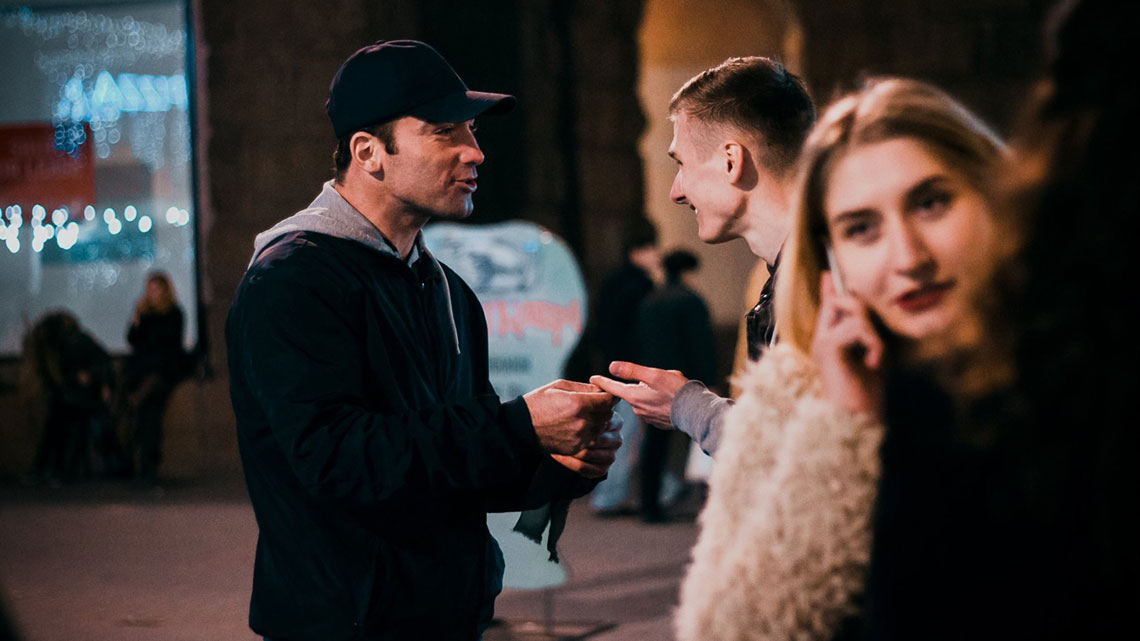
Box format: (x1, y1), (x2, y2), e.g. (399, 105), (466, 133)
(674, 344), (884, 641)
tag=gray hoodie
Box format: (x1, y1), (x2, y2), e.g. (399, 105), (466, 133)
(249, 180), (460, 355)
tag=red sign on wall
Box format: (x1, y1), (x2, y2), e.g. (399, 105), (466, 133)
(0, 122), (95, 223)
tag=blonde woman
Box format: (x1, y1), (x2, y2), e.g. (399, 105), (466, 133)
(122, 271), (186, 486)
(674, 78), (1005, 641)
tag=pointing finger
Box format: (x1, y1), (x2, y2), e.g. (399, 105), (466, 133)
(608, 361), (666, 384)
(549, 379), (603, 393)
(590, 375), (636, 398)
(571, 391), (617, 408)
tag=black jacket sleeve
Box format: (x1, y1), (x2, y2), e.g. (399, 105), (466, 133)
(449, 277), (599, 511)
(232, 262), (547, 508)
(481, 455), (598, 512)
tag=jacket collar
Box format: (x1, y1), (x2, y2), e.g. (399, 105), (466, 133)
(249, 180), (427, 267)
(248, 181), (460, 355)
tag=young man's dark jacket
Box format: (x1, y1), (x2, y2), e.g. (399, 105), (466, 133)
(226, 181), (596, 641)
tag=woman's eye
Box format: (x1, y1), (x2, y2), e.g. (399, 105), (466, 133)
(435, 126), (454, 135)
(841, 221), (876, 241)
(915, 190), (952, 216)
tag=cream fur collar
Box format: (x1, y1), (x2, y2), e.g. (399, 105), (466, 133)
(675, 344), (884, 641)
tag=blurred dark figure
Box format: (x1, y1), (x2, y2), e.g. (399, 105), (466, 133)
(19, 311), (114, 485)
(587, 219), (662, 514)
(635, 250), (716, 523)
(121, 271), (186, 487)
(594, 220), (662, 368)
(866, 1), (1140, 638)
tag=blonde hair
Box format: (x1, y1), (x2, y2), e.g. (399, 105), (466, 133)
(138, 271), (178, 315)
(775, 77), (1005, 353)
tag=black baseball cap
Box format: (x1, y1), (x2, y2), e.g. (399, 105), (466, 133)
(326, 39), (516, 139)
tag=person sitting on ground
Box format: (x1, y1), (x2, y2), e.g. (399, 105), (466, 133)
(20, 311), (112, 485)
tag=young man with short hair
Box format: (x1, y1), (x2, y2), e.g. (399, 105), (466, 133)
(592, 57), (815, 455)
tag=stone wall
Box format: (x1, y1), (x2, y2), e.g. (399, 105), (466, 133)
(795, 0), (1054, 132)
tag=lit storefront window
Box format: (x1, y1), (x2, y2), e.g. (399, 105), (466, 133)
(0, 1), (197, 354)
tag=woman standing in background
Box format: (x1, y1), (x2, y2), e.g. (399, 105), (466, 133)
(122, 272), (185, 487)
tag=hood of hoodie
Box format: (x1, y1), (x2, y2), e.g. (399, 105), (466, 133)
(249, 180), (426, 266)
(248, 180), (461, 355)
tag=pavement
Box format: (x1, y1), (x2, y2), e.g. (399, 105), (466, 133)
(0, 475), (703, 641)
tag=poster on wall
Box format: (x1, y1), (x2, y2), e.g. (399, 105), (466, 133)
(0, 122), (95, 222)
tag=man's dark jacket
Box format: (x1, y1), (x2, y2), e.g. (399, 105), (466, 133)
(227, 183), (594, 641)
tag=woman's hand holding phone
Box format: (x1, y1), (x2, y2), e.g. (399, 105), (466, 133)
(811, 271), (885, 418)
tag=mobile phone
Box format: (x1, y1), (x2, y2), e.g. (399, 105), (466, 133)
(823, 240), (847, 295)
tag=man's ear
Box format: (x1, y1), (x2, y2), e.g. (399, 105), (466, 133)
(723, 141), (745, 185)
(350, 131), (385, 176)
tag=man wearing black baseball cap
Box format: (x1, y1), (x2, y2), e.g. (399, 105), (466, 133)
(227, 40), (618, 641)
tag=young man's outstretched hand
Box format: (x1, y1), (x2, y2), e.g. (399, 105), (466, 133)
(589, 362), (689, 429)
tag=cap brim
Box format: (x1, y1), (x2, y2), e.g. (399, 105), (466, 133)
(409, 90), (516, 123)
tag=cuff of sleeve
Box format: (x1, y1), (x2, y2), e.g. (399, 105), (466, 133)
(501, 395), (543, 459)
(671, 379), (730, 455)
(671, 379), (711, 429)
(532, 456), (601, 501)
